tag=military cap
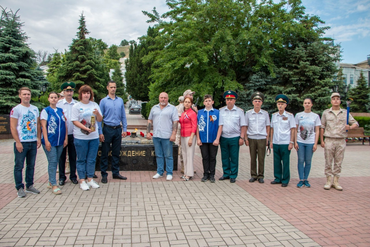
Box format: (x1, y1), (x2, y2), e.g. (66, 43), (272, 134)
(61, 81), (76, 91)
(331, 92), (340, 98)
(251, 92), (264, 102)
(275, 94), (289, 104)
(223, 90), (238, 99)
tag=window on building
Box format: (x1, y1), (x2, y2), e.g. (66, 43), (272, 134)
(350, 74), (354, 85)
(343, 74), (347, 85)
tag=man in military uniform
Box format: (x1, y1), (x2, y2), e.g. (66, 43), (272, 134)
(320, 93), (358, 191)
(270, 94), (296, 187)
(57, 82), (78, 185)
(245, 92), (270, 183)
(214, 90), (246, 183)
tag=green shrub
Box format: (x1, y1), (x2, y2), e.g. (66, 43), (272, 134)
(353, 116), (370, 128)
(141, 102), (148, 120)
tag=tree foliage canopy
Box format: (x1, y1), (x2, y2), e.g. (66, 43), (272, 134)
(125, 26), (158, 101)
(142, 0), (339, 113)
(347, 72), (370, 112)
(57, 14), (106, 101)
(0, 7), (43, 113)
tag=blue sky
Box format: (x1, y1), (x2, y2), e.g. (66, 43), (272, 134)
(1, 0), (369, 64)
(301, 0), (370, 63)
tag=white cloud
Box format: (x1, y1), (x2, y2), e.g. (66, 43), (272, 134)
(1, 0), (169, 53)
(325, 18), (370, 42)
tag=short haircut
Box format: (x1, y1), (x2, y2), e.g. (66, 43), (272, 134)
(304, 97), (313, 104)
(107, 81), (116, 86)
(203, 94), (213, 101)
(18, 87), (31, 94)
(78, 85), (94, 101)
(48, 91), (58, 97)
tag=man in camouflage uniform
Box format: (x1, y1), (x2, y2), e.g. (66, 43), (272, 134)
(320, 93), (358, 191)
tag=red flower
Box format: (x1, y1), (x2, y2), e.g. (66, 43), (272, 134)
(140, 132), (144, 137)
(150, 133), (153, 136)
(127, 132), (131, 136)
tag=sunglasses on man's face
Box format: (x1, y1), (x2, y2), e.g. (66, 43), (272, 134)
(64, 89), (74, 92)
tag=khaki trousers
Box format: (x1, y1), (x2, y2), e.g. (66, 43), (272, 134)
(248, 138), (266, 179)
(324, 137), (346, 176)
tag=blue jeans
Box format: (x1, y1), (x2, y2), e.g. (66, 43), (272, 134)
(74, 138), (99, 179)
(14, 141), (37, 190)
(297, 142), (314, 180)
(152, 137), (173, 176)
(43, 144), (64, 186)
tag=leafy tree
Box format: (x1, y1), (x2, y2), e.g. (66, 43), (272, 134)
(120, 52), (126, 58)
(0, 7), (43, 113)
(103, 44), (125, 97)
(332, 68), (349, 108)
(46, 51), (63, 91)
(347, 72), (370, 112)
(143, 0), (339, 113)
(106, 44), (120, 60)
(57, 13), (105, 101)
(125, 26), (158, 101)
(120, 39), (129, 46)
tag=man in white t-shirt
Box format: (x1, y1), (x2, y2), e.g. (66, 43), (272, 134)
(10, 87), (42, 198)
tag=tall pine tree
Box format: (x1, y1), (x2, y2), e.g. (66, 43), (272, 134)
(0, 7), (43, 113)
(57, 14), (105, 101)
(347, 72), (370, 112)
(125, 26), (158, 101)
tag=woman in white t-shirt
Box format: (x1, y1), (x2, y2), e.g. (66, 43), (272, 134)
(294, 98), (321, 188)
(71, 85), (103, 191)
(41, 92), (68, 195)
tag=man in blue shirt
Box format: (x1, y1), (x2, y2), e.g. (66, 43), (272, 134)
(98, 81), (128, 183)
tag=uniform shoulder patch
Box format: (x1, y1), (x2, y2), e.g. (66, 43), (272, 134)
(285, 111), (293, 115)
(246, 109), (253, 113)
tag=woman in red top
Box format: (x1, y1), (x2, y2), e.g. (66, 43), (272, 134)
(179, 96), (197, 181)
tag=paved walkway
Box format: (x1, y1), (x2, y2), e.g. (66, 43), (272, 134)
(0, 111), (369, 246)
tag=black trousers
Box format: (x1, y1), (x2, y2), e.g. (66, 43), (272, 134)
(100, 126), (122, 177)
(200, 143), (218, 177)
(59, 134), (77, 181)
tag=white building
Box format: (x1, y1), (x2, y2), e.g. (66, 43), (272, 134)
(340, 59), (370, 87)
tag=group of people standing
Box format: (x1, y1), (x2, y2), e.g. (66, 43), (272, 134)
(11, 84), (358, 198)
(147, 89), (358, 191)
(11, 81), (129, 197)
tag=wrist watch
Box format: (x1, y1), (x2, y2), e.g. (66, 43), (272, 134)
(240, 137), (245, 140)
(290, 141), (294, 144)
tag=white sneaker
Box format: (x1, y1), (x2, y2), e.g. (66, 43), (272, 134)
(87, 179), (100, 189)
(166, 174), (173, 181)
(80, 181), (90, 191)
(153, 173), (163, 179)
